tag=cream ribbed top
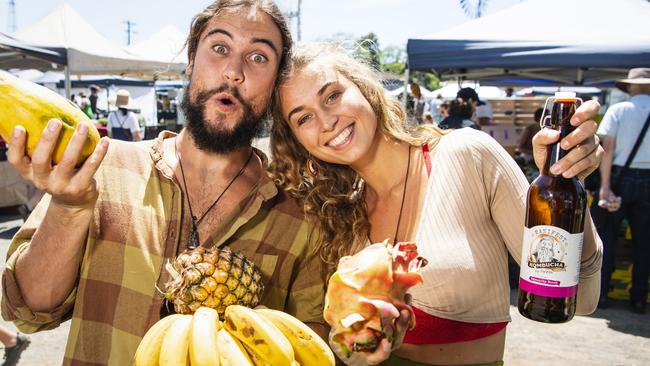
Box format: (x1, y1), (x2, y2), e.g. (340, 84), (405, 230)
(409, 128), (603, 323)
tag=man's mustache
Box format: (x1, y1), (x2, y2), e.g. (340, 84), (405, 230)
(195, 84), (244, 107)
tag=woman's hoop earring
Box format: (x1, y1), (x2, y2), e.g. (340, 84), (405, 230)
(305, 157), (319, 177)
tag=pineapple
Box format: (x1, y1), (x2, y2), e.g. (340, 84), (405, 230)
(164, 246), (264, 316)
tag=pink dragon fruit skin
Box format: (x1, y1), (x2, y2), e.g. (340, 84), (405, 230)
(324, 241), (427, 356)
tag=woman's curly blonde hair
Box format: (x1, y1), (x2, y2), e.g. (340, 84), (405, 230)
(268, 43), (444, 273)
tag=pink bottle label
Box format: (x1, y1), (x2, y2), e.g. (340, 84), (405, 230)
(519, 225), (583, 298)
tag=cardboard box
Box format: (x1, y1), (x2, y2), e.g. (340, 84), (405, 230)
(608, 262), (650, 303)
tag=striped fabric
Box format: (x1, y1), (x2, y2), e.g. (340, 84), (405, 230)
(409, 128), (603, 323)
(2, 132), (327, 366)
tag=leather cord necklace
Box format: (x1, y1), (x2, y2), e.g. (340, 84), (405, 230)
(175, 139), (254, 249)
(369, 145), (412, 244)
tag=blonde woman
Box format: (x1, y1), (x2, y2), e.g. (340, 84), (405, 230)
(269, 43), (603, 366)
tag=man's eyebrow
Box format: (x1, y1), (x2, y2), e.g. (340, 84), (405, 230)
(251, 38), (280, 57)
(203, 28), (232, 40)
(202, 29), (279, 57)
(286, 81), (336, 123)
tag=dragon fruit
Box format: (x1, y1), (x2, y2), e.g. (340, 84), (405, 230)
(324, 241), (427, 356)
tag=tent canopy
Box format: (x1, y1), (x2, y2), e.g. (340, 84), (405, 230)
(0, 32), (66, 70)
(407, 0), (650, 86)
(14, 3), (184, 79)
(126, 25), (188, 67)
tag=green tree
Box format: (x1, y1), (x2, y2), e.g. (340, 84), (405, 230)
(380, 45), (406, 75)
(377, 45), (440, 91)
(355, 32), (381, 70)
(411, 72), (441, 92)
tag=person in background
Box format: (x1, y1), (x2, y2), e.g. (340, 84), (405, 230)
(76, 92), (94, 120)
(506, 87), (515, 98)
(438, 101), (450, 120)
(422, 112), (435, 125)
(410, 82), (427, 125)
(0, 327), (29, 366)
(457, 87), (493, 126)
(437, 98), (480, 130)
(514, 107), (544, 182)
(592, 68), (650, 314)
(106, 89), (142, 141)
(428, 93), (444, 123)
(88, 85), (100, 118)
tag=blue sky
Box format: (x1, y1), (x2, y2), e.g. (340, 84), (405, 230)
(2, 0), (521, 48)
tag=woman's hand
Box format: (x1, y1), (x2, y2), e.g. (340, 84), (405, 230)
(329, 302), (411, 366)
(532, 99), (603, 180)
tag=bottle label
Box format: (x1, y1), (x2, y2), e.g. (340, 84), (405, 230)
(519, 225), (583, 298)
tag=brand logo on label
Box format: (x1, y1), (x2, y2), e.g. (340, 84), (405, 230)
(526, 229), (567, 271)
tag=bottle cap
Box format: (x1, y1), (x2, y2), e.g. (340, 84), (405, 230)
(554, 91), (577, 101)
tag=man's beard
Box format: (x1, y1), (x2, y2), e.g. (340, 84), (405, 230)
(181, 81), (264, 154)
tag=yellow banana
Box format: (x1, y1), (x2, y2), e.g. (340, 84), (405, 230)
(190, 307), (221, 366)
(0, 70), (100, 166)
(223, 305), (295, 366)
(256, 308), (335, 366)
(159, 314), (193, 366)
(241, 342), (272, 366)
(133, 314), (183, 366)
(217, 329), (253, 366)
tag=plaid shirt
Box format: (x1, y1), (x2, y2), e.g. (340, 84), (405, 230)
(2, 132), (327, 366)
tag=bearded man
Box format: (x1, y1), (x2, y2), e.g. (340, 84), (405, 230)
(2, 1), (328, 364)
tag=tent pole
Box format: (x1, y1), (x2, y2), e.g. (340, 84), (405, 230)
(577, 68), (584, 85)
(64, 66), (71, 99)
(403, 67), (410, 112)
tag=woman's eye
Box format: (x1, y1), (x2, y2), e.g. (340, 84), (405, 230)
(297, 114), (312, 126)
(327, 92), (341, 103)
(250, 53), (268, 64)
(212, 45), (227, 54)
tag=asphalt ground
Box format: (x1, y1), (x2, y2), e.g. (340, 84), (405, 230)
(1, 208), (648, 365)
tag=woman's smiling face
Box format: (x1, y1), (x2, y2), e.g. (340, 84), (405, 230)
(279, 62), (379, 166)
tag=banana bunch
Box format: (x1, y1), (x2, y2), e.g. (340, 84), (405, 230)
(133, 305), (335, 366)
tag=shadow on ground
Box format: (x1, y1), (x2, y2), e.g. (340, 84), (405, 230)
(0, 207), (22, 240)
(509, 286), (649, 338)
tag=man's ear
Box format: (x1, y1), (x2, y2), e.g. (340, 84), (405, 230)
(186, 59), (194, 78)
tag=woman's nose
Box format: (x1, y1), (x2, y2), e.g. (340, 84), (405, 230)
(321, 113), (338, 132)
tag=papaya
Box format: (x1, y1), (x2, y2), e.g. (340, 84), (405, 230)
(0, 70), (100, 166)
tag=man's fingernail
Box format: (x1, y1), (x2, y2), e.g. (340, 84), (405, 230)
(48, 120), (60, 131)
(77, 123), (87, 134)
(12, 127), (21, 138)
(551, 164), (561, 174)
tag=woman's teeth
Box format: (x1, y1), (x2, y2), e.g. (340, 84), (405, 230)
(328, 126), (352, 147)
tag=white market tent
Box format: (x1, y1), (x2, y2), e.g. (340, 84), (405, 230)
(13, 3), (185, 96)
(0, 31), (65, 71)
(126, 25), (188, 67)
(407, 0), (650, 86)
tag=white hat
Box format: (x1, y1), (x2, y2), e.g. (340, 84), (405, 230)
(615, 68), (650, 93)
(109, 89), (138, 110)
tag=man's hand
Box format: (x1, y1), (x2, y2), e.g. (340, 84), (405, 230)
(532, 99), (604, 181)
(598, 187), (622, 212)
(8, 119), (109, 208)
